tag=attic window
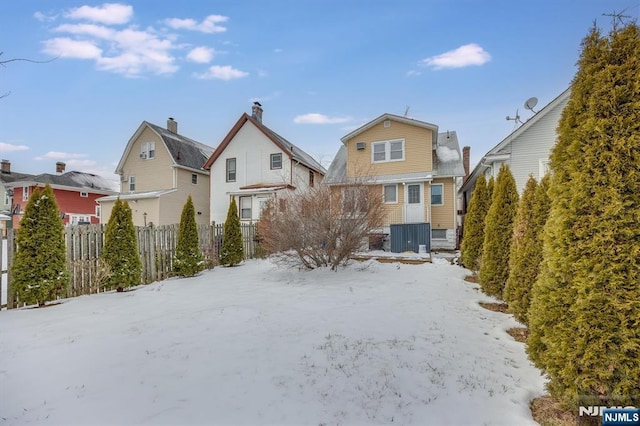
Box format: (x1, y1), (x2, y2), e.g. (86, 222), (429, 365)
(383, 120), (391, 128)
(140, 141), (155, 159)
(80, 191), (88, 197)
(270, 153), (282, 170)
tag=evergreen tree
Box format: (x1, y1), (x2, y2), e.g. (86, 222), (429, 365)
(504, 175), (550, 325)
(219, 198), (244, 266)
(478, 164), (519, 298)
(101, 198), (141, 291)
(487, 176), (495, 201)
(174, 196), (205, 277)
(460, 174), (491, 271)
(529, 23), (640, 407)
(11, 185), (69, 306)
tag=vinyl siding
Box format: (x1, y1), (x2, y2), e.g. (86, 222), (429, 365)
(508, 96), (568, 193)
(120, 127), (174, 193)
(173, 168), (211, 226)
(430, 178), (455, 229)
(345, 119), (433, 178)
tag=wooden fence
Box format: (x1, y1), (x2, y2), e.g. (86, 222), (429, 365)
(1, 222), (257, 309)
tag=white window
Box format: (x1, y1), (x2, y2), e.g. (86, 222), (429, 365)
(371, 139), (405, 163)
(95, 205), (101, 218)
(70, 215), (91, 225)
(239, 196), (252, 220)
(80, 191), (88, 197)
(539, 159), (550, 178)
(4, 191), (10, 206)
(226, 158), (236, 182)
(383, 184), (397, 203)
(129, 176), (136, 192)
(270, 153), (282, 170)
(140, 141), (155, 159)
(432, 229), (447, 239)
(22, 186), (29, 201)
(408, 184), (421, 204)
(191, 174), (198, 185)
(431, 184), (444, 205)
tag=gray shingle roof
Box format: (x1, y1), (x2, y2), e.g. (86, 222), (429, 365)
(0, 171), (35, 184)
(5, 171), (117, 192)
(260, 124), (326, 174)
(145, 122), (214, 171)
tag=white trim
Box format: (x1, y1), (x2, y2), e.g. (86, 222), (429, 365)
(80, 191), (88, 197)
(430, 183), (444, 206)
(371, 138), (405, 163)
(22, 186), (29, 201)
(383, 184), (397, 204)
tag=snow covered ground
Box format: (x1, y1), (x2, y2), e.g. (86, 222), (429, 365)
(0, 257), (546, 425)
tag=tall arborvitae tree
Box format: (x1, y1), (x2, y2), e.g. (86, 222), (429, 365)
(174, 196), (205, 277)
(487, 176), (495, 201)
(529, 23), (640, 408)
(503, 175), (550, 325)
(101, 198), (141, 291)
(478, 164), (519, 298)
(219, 198), (244, 266)
(11, 185), (69, 306)
(460, 174), (491, 271)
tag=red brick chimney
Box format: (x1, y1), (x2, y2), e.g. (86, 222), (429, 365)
(1, 159), (10, 174)
(56, 161), (66, 174)
(462, 146), (470, 181)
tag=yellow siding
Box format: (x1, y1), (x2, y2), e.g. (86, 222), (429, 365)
(430, 178), (455, 229)
(120, 127), (174, 192)
(345, 119), (433, 178)
(173, 168), (211, 225)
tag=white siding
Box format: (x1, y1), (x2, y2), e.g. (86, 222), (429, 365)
(210, 122), (292, 224)
(508, 95), (568, 193)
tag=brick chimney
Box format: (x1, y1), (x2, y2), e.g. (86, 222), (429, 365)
(251, 102), (263, 123)
(462, 146), (470, 181)
(1, 159), (10, 174)
(56, 161), (66, 174)
(167, 117), (178, 134)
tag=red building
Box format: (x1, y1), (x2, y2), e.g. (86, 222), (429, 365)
(3, 162), (117, 228)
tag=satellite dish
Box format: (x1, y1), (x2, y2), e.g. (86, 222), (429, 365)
(524, 97), (538, 112)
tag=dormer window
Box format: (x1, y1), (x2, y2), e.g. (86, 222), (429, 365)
(140, 141), (155, 159)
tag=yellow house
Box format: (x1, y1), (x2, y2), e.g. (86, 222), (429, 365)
(98, 118), (214, 227)
(324, 113), (465, 251)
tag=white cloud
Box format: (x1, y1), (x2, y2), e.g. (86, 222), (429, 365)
(42, 37), (102, 59)
(0, 142), (30, 152)
(436, 146), (460, 162)
(420, 43), (491, 70)
(187, 46), (215, 63)
(65, 3), (133, 25)
(294, 113), (352, 124)
(406, 70), (421, 77)
(274, 48), (283, 53)
(165, 14), (228, 33)
(35, 151), (89, 161)
(33, 11), (57, 22)
(195, 65), (248, 80)
(46, 24), (178, 76)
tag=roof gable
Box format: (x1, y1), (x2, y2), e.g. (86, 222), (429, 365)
(116, 121), (214, 174)
(203, 113), (326, 175)
(341, 113), (439, 145)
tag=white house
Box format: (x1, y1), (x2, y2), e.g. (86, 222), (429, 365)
(203, 103), (326, 224)
(459, 88), (571, 213)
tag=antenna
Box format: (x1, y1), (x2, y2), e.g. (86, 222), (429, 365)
(404, 105), (410, 117)
(524, 97), (538, 113)
(603, 9), (631, 31)
(506, 109), (522, 125)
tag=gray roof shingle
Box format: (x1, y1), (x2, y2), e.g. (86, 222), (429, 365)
(145, 122), (214, 171)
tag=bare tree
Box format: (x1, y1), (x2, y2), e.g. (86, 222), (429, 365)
(259, 181), (385, 271)
(1, 51), (58, 99)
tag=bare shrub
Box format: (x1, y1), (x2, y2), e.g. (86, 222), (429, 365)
(260, 183), (385, 270)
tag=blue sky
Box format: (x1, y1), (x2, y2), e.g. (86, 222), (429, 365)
(1, 1), (638, 184)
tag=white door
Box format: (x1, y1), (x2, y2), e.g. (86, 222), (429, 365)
(405, 183), (425, 223)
